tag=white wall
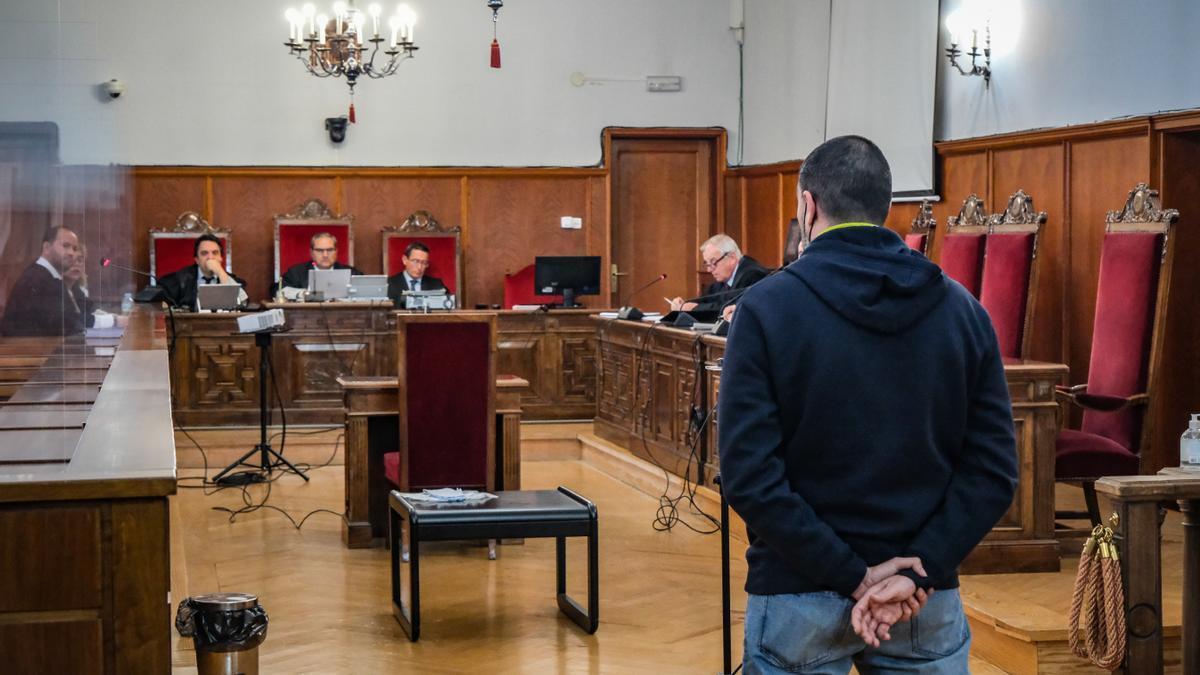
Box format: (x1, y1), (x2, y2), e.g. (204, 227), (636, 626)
(740, 0), (829, 166)
(937, 0), (1200, 140)
(0, 0), (743, 166)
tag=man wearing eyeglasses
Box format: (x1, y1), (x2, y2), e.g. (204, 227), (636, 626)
(276, 232), (361, 295)
(386, 241), (446, 306)
(667, 234), (768, 314)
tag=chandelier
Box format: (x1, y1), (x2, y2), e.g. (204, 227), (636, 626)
(283, 2), (418, 121)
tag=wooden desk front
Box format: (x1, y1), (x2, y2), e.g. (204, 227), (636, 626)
(594, 318), (1067, 574)
(169, 306), (597, 426)
(337, 374), (527, 548)
(0, 309), (176, 673)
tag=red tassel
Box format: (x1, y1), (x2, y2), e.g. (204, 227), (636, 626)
(490, 39), (501, 69)
(348, 102), (356, 123)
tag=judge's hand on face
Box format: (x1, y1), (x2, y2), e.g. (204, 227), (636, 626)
(201, 256), (232, 284)
(63, 261), (86, 288)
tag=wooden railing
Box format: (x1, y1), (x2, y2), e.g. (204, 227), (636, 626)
(1096, 468), (1200, 673)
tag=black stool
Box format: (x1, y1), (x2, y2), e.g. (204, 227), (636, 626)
(388, 486), (599, 641)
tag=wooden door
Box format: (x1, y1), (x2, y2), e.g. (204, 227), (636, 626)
(610, 133), (720, 309)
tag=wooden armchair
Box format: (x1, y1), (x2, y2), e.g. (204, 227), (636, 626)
(1056, 183), (1179, 524)
(940, 194), (989, 297)
(149, 211), (231, 281)
(382, 313), (497, 492)
(274, 199), (354, 283)
(979, 190), (1046, 358)
(383, 211), (462, 307)
(904, 199), (936, 256)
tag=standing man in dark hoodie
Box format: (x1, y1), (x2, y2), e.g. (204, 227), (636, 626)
(718, 135), (1017, 674)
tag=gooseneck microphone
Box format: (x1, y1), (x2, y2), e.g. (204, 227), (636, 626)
(616, 273), (667, 321)
(101, 257), (155, 281)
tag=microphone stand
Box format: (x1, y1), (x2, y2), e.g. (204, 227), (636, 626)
(616, 273), (667, 321)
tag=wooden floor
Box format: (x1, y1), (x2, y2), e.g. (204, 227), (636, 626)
(170, 428), (1177, 673)
(171, 454), (748, 673)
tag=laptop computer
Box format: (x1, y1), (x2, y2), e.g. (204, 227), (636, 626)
(346, 274), (389, 301)
(196, 284), (242, 311)
(307, 268), (352, 300)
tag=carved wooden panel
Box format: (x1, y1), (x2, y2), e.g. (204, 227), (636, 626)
(191, 340), (256, 406)
(288, 341), (370, 403)
(560, 335), (596, 402)
(497, 334), (545, 406)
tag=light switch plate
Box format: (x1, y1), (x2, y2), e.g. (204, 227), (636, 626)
(561, 216), (583, 229)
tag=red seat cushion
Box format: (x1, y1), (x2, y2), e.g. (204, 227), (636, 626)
(939, 234), (985, 297)
(383, 451), (400, 487)
(904, 233), (927, 254)
(1079, 232), (1162, 452)
(503, 264), (563, 308)
(1056, 428), (1140, 480)
(979, 233), (1035, 358)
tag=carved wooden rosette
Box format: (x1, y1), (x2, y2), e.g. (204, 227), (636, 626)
(946, 193), (990, 234)
(273, 198), (356, 281)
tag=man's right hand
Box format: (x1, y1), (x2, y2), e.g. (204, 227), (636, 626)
(202, 258), (224, 276)
(851, 557), (926, 600)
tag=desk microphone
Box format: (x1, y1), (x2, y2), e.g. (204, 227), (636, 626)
(102, 257), (167, 303)
(617, 273), (667, 321)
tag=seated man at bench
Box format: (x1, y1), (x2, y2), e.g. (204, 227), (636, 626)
(157, 233), (248, 310)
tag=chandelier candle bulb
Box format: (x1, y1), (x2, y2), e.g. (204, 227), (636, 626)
(369, 4), (382, 36)
(317, 14), (328, 45)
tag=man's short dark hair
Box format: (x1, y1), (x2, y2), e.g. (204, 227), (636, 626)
(42, 226), (73, 245)
(798, 135), (892, 226)
(404, 241), (430, 257)
(193, 233), (224, 257)
(310, 232), (338, 248)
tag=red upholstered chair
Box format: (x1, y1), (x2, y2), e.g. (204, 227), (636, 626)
(383, 313), (496, 492)
(274, 199), (354, 283)
(1056, 183), (1179, 524)
(904, 199), (936, 256)
(503, 264), (563, 309)
(382, 210), (462, 307)
(939, 194), (989, 297)
(149, 211), (232, 282)
(979, 190), (1046, 359)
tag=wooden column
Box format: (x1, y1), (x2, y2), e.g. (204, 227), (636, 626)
(1111, 499), (1165, 674)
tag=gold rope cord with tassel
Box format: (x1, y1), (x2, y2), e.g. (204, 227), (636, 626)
(1067, 516), (1127, 670)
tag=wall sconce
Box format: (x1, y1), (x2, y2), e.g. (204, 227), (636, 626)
(945, 9), (991, 87)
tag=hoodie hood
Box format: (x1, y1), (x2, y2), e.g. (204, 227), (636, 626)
(785, 225), (948, 334)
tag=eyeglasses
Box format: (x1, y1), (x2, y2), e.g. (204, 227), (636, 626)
(311, 247), (336, 254)
(407, 258), (431, 267)
(703, 251), (730, 270)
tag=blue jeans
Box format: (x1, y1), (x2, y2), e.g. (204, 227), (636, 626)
(742, 589), (970, 674)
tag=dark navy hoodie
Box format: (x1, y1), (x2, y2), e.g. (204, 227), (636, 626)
(717, 224), (1017, 597)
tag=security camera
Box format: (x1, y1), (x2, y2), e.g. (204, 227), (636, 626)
(325, 116), (348, 143)
(103, 79), (125, 99)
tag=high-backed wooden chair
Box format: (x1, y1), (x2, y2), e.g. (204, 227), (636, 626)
(383, 313), (496, 492)
(382, 210), (462, 307)
(149, 211), (231, 282)
(503, 264), (563, 309)
(940, 194), (989, 297)
(904, 199), (936, 256)
(274, 199), (354, 283)
(979, 190), (1046, 359)
(1056, 183), (1179, 524)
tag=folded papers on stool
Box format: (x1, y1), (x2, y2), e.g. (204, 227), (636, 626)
(402, 488), (497, 503)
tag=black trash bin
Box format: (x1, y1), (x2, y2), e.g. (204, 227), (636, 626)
(176, 592), (268, 675)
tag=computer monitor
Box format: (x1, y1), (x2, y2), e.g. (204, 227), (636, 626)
(534, 256), (600, 308)
(307, 268), (351, 300)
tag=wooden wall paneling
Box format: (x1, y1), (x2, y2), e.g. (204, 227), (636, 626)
(585, 175), (611, 301)
(0, 506), (102, 612)
(883, 202), (920, 238)
(1152, 128), (1200, 471)
(132, 174), (206, 287)
(110, 499), (170, 673)
(340, 176), (462, 276)
(1064, 134), (1150, 394)
(210, 176), (338, 301)
(0, 621), (104, 675)
(744, 174), (783, 267)
(929, 151), (988, 263)
(467, 176), (593, 308)
(722, 174), (743, 242)
(990, 143), (1066, 363)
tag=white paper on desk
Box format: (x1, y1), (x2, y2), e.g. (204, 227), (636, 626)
(401, 488), (497, 503)
(639, 313), (663, 322)
(511, 304), (544, 312)
(598, 311), (619, 319)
